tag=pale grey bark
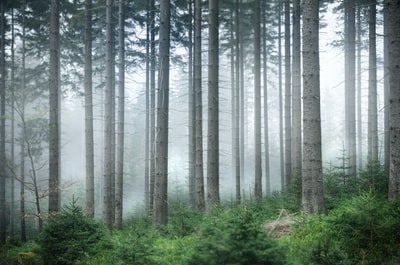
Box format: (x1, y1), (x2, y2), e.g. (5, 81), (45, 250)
(383, 2), (390, 173)
(20, 5), (26, 241)
(115, 0), (125, 230)
(194, 0), (205, 210)
(153, 0), (170, 226)
(356, 0), (363, 172)
(387, 0), (400, 200)
(292, 0), (302, 177)
(234, 0), (241, 201)
(10, 8), (15, 238)
(254, 0), (262, 199)
(278, 0), (284, 189)
(0, 0), (6, 243)
(144, 0), (150, 212)
(48, 0), (60, 214)
(345, 0), (357, 176)
(262, 0), (270, 196)
(301, 0), (325, 214)
(284, 0), (292, 187)
(367, 0), (378, 165)
(207, 0), (219, 209)
(103, 0), (114, 230)
(84, 0), (94, 217)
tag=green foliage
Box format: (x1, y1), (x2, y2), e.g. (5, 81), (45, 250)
(288, 192), (400, 265)
(187, 204), (286, 265)
(38, 199), (107, 265)
(0, 241), (41, 265)
(149, 236), (197, 265)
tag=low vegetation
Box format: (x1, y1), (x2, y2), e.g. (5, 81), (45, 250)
(2, 166), (400, 265)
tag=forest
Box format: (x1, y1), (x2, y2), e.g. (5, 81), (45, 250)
(0, 0), (400, 264)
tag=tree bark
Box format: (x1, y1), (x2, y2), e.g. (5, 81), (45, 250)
(234, 0), (241, 201)
(0, 0), (6, 243)
(115, 0), (125, 230)
(153, 0), (170, 226)
(302, 0), (325, 214)
(49, 0), (61, 214)
(84, 0), (95, 217)
(254, 0), (262, 199)
(207, 0), (219, 209)
(194, 0), (205, 210)
(387, 0), (400, 200)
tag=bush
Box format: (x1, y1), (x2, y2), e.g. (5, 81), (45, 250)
(187, 205), (286, 265)
(38, 199), (107, 265)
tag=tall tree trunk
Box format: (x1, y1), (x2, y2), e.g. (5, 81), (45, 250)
(84, 0), (95, 217)
(367, 0), (378, 165)
(10, 7), (15, 238)
(356, 0), (363, 172)
(345, 0), (357, 176)
(387, 0), (400, 200)
(188, 0), (196, 208)
(383, 1), (390, 173)
(254, 0), (262, 199)
(149, 0), (156, 215)
(207, 0), (219, 209)
(234, 0), (241, 201)
(103, 0), (114, 230)
(153, 0), (170, 226)
(302, 0), (325, 214)
(0, 0), (6, 243)
(115, 0), (125, 230)
(194, 0), (205, 210)
(144, 0), (151, 212)
(49, 0), (61, 214)
(20, 4), (27, 241)
(284, 0), (292, 188)
(262, 0), (270, 196)
(278, 0), (284, 189)
(292, 0), (302, 177)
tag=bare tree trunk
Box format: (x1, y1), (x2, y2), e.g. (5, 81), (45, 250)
(383, 1), (390, 174)
(10, 7), (15, 238)
(234, 0), (241, 201)
(153, 0), (170, 226)
(345, 0), (357, 176)
(188, 0), (196, 208)
(49, 0), (61, 214)
(302, 0), (325, 214)
(84, 0), (95, 217)
(115, 0), (125, 230)
(284, 0), (292, 188)
(387, 0), (400, 200)
(278, 0), (284, 189)
(0, 0), (6, 243)
(207, 0), (219, 209)
(254, 0), (262, 199)
(356, 0), (363, 172)
(367, 0), (378, 165)
(292, 0), (302, 177)
(103, 0), (114, 230)
(262, 0), (270, 196)
(145, 0), (151, 212)
(194, 0), (205, 210)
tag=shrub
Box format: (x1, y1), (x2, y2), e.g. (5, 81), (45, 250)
(188, 205), (286, 265)
(38, 199), (107, 265)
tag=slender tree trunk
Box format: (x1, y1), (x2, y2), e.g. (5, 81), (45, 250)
(84, 0), (95, 217)
(207, 0), (219, 209)
(115, 0), (125, 230)
(254, 0), (262, 199)
(0, 0), (6, 243)
(345, 0), (357, 176)
(103, 0), (114, 230)
(10, 7), (15, 238)
(292, 0), (302, 177)
(284, 0), (292, 188)
(234, 0), (241, 201)
(356, 0), (363, 172)
(188, 0), (196, 208)
(149, 0), (156, 215)
(387, 0), (400, 200)
(144, 0), (151, 212)
(383, 1), (390, 174)
(367, 0), (378, 165)
(302, 0), (325, 214)
(194, 0), (205, 210)
(20, 4), (26, 241)
(49, 0), (61, 214)
(153, 0), (170, 226)
(278, 0), (284, 189)
(262, 0), (270, 196)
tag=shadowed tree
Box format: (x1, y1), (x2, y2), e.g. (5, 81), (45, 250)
(302, 0), (325, 214)
(0, 0), (6, 243)
(387, 0), (400, 200)
(153, 0), (170, 226)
